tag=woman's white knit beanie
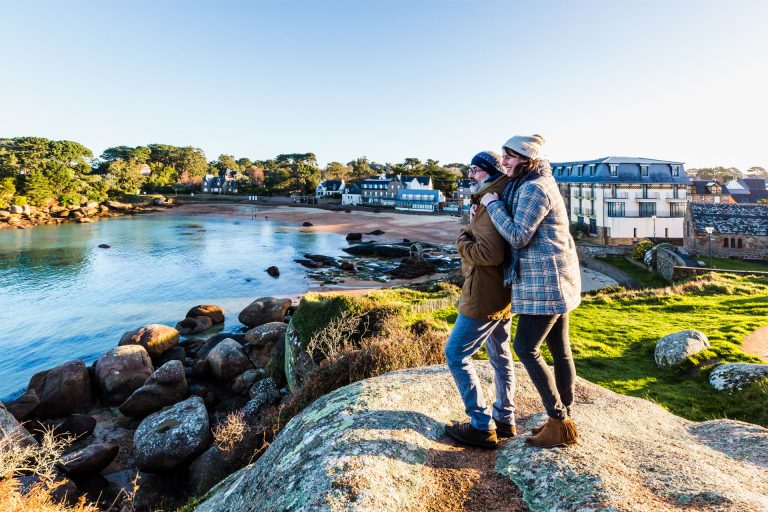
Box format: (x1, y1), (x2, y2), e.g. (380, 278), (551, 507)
(503, 134), (546, 160)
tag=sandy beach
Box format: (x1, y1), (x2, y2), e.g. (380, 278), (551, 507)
(151, 202), (617, 294)
(160, 202), (464, 245)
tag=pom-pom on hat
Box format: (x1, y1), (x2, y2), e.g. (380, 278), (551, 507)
(503, 134), (546, 160)
(470, 151), (504, 177)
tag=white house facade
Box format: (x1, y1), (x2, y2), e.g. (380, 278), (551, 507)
(552, 157), (690, 245)
(315, 179), (345, 197)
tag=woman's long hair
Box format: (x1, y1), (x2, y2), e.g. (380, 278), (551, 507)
(503, 147), (543, 178)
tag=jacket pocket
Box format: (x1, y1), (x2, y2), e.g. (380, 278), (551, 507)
(518, 255), (561, 302)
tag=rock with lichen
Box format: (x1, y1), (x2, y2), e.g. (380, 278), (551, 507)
(194, 363), (768, 512)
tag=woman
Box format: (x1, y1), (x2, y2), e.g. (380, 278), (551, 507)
(480, 134), (582, 448)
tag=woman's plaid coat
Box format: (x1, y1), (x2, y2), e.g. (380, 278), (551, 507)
(486, 164), (582, 315)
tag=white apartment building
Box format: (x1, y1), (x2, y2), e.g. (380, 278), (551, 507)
(552, 157), (690, 245)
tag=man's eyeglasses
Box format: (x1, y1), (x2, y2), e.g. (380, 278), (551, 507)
(468, 166), (482, 175)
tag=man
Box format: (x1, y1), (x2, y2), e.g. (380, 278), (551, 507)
(444, 151), (516, 449)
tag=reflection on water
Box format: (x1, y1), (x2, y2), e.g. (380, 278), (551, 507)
(0, 215), (348, 399)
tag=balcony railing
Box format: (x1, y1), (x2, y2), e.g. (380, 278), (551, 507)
(635, 191), (660, 200)
(604, 191), (629, 199)
(583, 208), (595, 217)
(572, 191), (584, 199)
(572, 207), (583, 216)
(583, 191), (596, 200)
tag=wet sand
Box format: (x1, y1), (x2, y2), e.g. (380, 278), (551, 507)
(160, 202), (463, 245)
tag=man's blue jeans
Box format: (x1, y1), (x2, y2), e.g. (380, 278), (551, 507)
(444, 313), (515, 431)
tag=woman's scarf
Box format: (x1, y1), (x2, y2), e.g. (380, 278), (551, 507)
(501, 162), (548, 282)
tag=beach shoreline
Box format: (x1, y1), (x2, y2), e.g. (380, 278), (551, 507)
(153, 202), (464, 245)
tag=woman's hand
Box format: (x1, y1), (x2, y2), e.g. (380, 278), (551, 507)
(480, 192), (499, 207)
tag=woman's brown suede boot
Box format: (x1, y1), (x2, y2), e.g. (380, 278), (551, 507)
(525, 417), (578, 448)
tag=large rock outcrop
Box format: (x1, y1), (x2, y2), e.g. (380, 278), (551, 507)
(119, 360), (188, 418)
(95, 345), (154, 405)
(238, 297), (292, 328)
(654, 329), (710, 368)
(195, 363), (768, 512)
(134, 396), (209, 472)
(119, 324), (180, 356)
(28, 359), (92, 418)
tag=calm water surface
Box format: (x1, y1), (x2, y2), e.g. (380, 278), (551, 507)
(0, 214), (348, 399)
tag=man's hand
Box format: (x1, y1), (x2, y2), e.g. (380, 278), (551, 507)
(469, 204), (478, 221)
(480, 192), (499, 207)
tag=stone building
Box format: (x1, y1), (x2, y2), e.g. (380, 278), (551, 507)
(684, 203), (768, 260)
(688, 179), (734, 204)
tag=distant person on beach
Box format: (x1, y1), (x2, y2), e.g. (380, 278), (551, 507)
(480, 134), (581, 448)
(444, 151), (515, 449)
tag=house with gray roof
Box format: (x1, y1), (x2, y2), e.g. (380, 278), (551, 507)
(724, 178), (768, 204)
(689, 179), (733, 204)
(361, 174), (434, 206)
(315, 179), (345, 197)
(684, 203), (768, 260)
(552, 157), (690, 244)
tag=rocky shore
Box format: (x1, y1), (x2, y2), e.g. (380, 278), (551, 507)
(1, 299), (294, 510)
(0, 199), (169, 230)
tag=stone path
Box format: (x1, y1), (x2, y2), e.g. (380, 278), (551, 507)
(581, 267), (619, 292)
(743, 325), (768, 362)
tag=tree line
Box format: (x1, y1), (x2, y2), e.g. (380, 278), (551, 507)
(686, 166), (768, 182)
(0, 137), (468, 209)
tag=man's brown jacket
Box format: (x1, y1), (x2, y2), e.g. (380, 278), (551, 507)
(456, 175), (512, 321)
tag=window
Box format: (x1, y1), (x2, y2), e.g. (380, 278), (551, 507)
(610, 164), (618, 176)
(730, 238), (736, 248)
(672, 185), (680, 198)
(610, 184), (618, 198)
(639, 202), (656, 217)
(738, 239), (743, 248)
(723, 238), (729, 248)
(607, 202), (625, 217)
(589, 164), (596, 176)
(576, 165), (583, 176)
(567, 166), (572, 175)
(640, 165), (649, 177)
(672, 165), (680, 176)
(641, 184), (649, 198)
(670, 203), (685, 217)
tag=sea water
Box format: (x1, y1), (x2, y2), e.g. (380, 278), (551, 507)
(0, 214), (347, 399)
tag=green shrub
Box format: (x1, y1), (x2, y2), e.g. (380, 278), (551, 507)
(631, 239), (655, 261)
(11, 195), (27, 206)
(570, 221), (589, 238)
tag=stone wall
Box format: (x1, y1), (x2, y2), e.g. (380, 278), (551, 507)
(656, 248), (687, 282)
(575, 243), (632, 261)
(685, 232), (768, 260)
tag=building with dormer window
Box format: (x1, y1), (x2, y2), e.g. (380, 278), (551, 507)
(315, 179), (345, 197)
(552, 157), (690, 244)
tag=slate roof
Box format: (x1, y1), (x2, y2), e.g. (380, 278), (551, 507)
(551, 157), (689, 185)
(345, 184), (362, 194)
(318, 179), (344, 191)
(726, 179), (768, 203)
(691, 179), (729, 195)
(688, 203), (768, 235)
(398, 175), (431, 186)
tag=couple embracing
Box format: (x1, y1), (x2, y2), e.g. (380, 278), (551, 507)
(445, 134), (581, 449)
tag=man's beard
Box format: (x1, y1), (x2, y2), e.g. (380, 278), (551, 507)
(469, 176), (488, 194)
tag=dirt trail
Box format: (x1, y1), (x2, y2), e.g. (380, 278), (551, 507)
(743, 325), (768, 362)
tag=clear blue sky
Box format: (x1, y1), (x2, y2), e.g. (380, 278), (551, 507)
(1, 0), (766, 170)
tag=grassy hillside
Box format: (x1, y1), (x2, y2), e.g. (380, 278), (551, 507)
(477, 273), (768, 425)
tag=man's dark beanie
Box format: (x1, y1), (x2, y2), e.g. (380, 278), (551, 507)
(471, 151), (504, 177)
